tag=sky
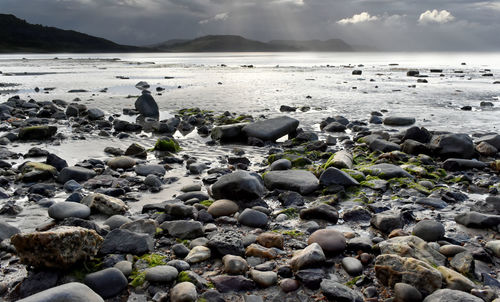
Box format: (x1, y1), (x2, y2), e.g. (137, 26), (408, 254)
(2, 0), (500, 51)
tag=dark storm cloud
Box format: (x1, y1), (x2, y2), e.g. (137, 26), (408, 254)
(1, 0), (499, 50)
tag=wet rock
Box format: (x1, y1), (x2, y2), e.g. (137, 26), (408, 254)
(172, 244), (190, 258)
(58, 166), (96, 183)
(145, 265), (178, 282)
(307, 229), (346, 254)
(238, 208), (268, 228)
(437, 265), (476, 292)
(211, 123), (247, 142)
(476, 141), (498, 156)
(485, 240), (500, 257)
(107, 156), (136, 170)
(17, 282), (104, 302)
(135, 93), (159, 117)
(207, 230), (245, 256)
(280, 279), (300, 293)
(476, 134), (500, 150)
(295, 268), (325, 289)
(278, 191), (305, 207)
(256, 232), (284, 249)
(450, 252), (474, 275)
(270, 159), (292, 171)
(443, 158), (487, 171)
(81, 193), (128, 215)
(120, 218), (157, 236)
(394, 282), (422, 302)
(343, 206), (372, 222)
(11, 226), (103, 269)
(48, 202), (91, 220)
(371, 211), (403, 233)
(171, 282), (197, 302)
(402, 126), (432, 143)
(84, 268), (127, 298)
(361, 163), (412, 179)
(300, 204), (339, 223)
(103, 215), (132, 230)
(323, 122), (346, 132)
(430, 133), (475, 159)
(245, 244), (277, 259)
(144, 174), (162, 188)
(415, 197), (447, 209)
(46, 153), (68, 171)
(374, 254), (442, 296)
(18, 126), (57, 140)
(320, 279), (363, 302)
(99, 229), (153, 255)
(439, 245), (467, 257)
(377, 236), (446, 266)
(135, 164), (166, 176)
(207, 199), (239, 217)
(319, 167), (359, 187)
(242, 116), (299, 141)
(341, 257), (363, 276)
(250, 270), (277, 287)
(161, 220), (204, 239)
(412, 220), (445, 242)
(0, 220), (21, 240)
(211, 275), (255, 293)
(223, 255), (248, 274)
(370, 139), (401, 152)
(290, 243), (325, 271)
(383, 117), (416, 126)
(211, 171), (264, 201)
(455, 211), (500, 228)
(329, 150), (353, 169)
(264, 170), (319, 195)
(114, 260), (133, 276)
(185, 246), (211, 263)
(87, 108), (105, 120)
(422, 289), (482, 302)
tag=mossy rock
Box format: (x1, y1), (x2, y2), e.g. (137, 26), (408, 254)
(23, 162), (57, 174)
(154, 138), (180, 153)
(18, 125), (57, 140)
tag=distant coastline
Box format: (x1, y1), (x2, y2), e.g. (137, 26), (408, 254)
(0, 14), (356, 53)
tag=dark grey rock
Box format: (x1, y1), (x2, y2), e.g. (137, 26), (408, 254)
(361, 163), (412, 179)
(211, 171), (264, 201)
(383, 116), (416, 126)
(242, 116), (299, 141)
(443, 158), (487, 171)
(270, 159), (292, 171)
(211, 275), (255, 293)
(0, 221), (20, 240)
(412, 220), (445, 242)
(161, 220), (204, 239)
(394, 282), (422, 302)
(100, 229), (153, 255)
(430, 133), (475, 159)
(319, 167), (359, 187)
(422, 289), (482, 302)
(58, 166), (96, 183)
(135, 93), (159, 118)
(48, 202), (91, 220)
(371, 211), (403, 233)
(369, 139), (401, 152)
(238, 208), (268, 228)
(320, 279), (364, 302)
(300, 204), (339, 223)
(84, 268), (128, 299)
(341, 257), (363, 276)
(211, 123), (247, 142)
(455, 211), (500, 228)
(264, 170), (319, 195)
(87, 108), (105, 120)
(17, 282), (103, 302)
(207, 230), (245, 256)
(135, 164), (166, 176)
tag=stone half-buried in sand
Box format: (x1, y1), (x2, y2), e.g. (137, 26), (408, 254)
(10, 226), (103, 269)
(135, 91), (159, 118)
(242, 116), (299, 142)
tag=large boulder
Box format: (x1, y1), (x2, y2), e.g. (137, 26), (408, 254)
(11, 227), (103, 269)
(18, 126), (57, 140)
(263, 170), (319, 195)
(135, 93), (159, 117)
(430, 133), (475, 159)
(242, 116), (299, 141)
(17, 282), (104, 302)
(211, 123), (247, 142)
(81, 193), (128, 216)
(210, 171), (264, 201)
(374, 254), (442, 296)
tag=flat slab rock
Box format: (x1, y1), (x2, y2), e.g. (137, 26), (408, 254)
(17, 282), (104, 302)
(242, 116), (299, 141)
(264, 170), (319, 195)
(361, 163), (412, 179)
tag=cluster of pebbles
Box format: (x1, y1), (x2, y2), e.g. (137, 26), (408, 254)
(0, 82), (499, 302)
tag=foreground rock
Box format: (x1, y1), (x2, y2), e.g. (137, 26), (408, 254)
(81, 193), (128, 215)
(135, 92), (159, 117)
(99, 229), (153, 255)
(374, 254), (442, 295)
(422, 289), (483, 302)
(84, 268), (128, 298)
(171, 282), (197, 302)
(11, 227), (103, 269)
(58, 166), (96, 183)
(242, 116), (299, 141)
(320, 279), (363, 302)
(264, 170), (319, 195)
(17, 282), (104, 302)
(210, 171), (264, 201)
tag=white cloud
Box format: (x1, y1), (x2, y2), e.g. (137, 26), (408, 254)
(418, 9), (455, 25)
(337, 12), (378, 25)
(199, 12), (229, 24)
(272, 0), (304, 6)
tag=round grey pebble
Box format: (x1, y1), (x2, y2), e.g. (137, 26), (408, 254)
(341, 257), (363, 276)
(412, 220), (445, 242)
(48, 202), (90, 220)
(144, 265), (178, 283)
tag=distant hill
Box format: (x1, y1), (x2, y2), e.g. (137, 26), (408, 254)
(269, 39), (353, 51)
(158, 35), (291, 52)
(157, 35), (354, 52)
(0, 14), (144, 53)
